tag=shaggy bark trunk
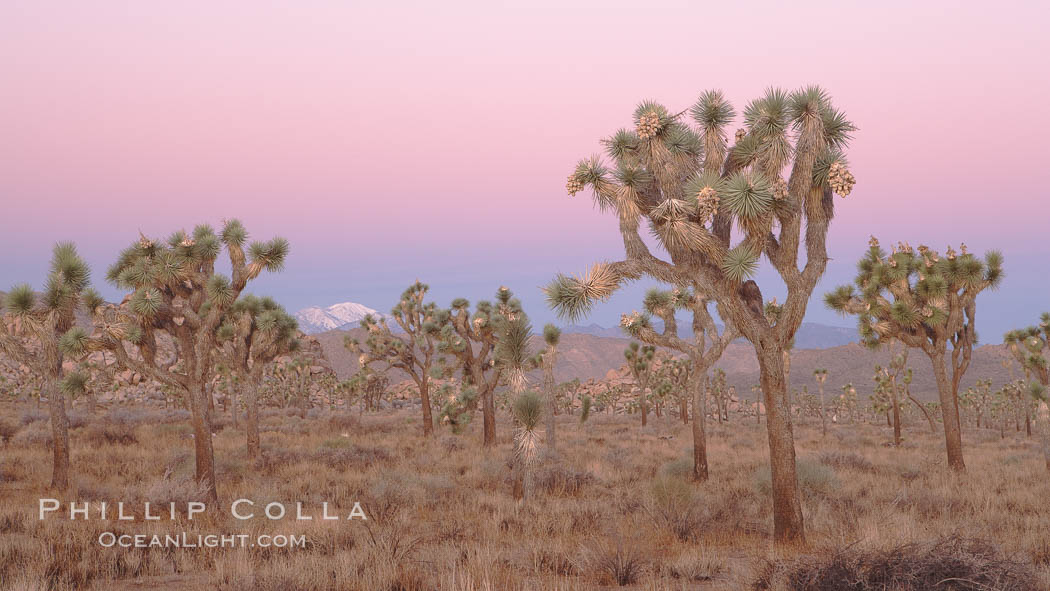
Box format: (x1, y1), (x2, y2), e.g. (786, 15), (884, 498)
(757, 343), (805, 544)
(419, 379), (434, 437)
(639, 384), (648, 427)
(1038, 402), (1050, 473)
(679, 397), (689, 424)
(906, 391), (937, 433)
(691, 370), (708, 482)
(890, 376), (901, 447)
(245, 381), (260, 459)
(47, 374), (71, 491)
(482, 386), (496, 446)
(930, 352), (965, 472)
(544, 353), (556, 452)
(230, 388), (239, 429)
(188, 381), (219, 503)
(818, 383), (827, 438)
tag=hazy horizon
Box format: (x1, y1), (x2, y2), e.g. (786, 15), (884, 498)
(3, 1), (1048, 339)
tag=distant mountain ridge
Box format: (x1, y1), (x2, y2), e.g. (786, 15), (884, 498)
(295, 302), (385, 334)
(562, 321), (858, 349)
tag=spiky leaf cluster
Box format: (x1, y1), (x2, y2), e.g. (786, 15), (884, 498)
(826, 237), (1003, 349)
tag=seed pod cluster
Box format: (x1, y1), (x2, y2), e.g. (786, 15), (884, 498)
(637, 111), (661, 140)
(696, 186), (720, 224)
(827, 160), (856, 196)
(772, 177), (789, 200)
(566, 174), (584, 196)
(735, 128), (747, 142)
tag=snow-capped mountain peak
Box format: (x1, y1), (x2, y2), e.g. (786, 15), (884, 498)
(294, 302), (384, 334)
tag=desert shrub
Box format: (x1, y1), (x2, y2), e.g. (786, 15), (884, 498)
(327, 413), (360, 432)
(576, 536), (648, 586)
(753, 459), (837, 498)
(664, 551), (724, 582)
(754, 536), (1039, 591)
(658, 457), (694, 480)
(19, 409), (47, 426)
(533, 463), (596, 497)
(319, 437), (352, 449)
(83, 422), (137, 445)
(0, 418), (20, 444)
(12, 423), (51, 448)
(817, 451), (876, 474)
(313, 444), (390, 470)
(137, 473), (210, 507)
(647, 475), (701, 540)
(66, 411), (89, 429)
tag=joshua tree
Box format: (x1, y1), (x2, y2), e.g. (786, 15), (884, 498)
(540, 324), (561, 452)
(511, 391), (543, 504)
(0, 244), (101, 490)
(623, 342), (656, 427)
(216, 295), (299, 458)
(442, 286), (530, 446)
(579, 395), (592, 425)
(960, 379), (993, 429)
(711, 369), (729, 423)
(813, 369), (828, 437)
(1004, 317), (1050, 469)
(348, 282), (448, 437)
(621, 287), (737, 480)
(344, 368), (389, 412)
(72, 221), (288, 502)
(548, 87), (856, 543)
(827, 237), (1003, 472)
(873, 362), (904, 446)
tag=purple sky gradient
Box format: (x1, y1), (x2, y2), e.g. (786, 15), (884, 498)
(2, 1), (1048, 339)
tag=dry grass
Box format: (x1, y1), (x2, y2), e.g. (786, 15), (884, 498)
(0, 402), (1047, 590)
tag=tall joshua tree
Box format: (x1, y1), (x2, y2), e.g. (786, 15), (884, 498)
(813, 369), (828, 438)
(621, 287), (737, 481)
(73, 221), (288, 502)
(826, 237), (1003, 472)
(540, 324), (561, 452)
(547, 87), (857, 543)
(216, 295), (299, 458)
(443, 287), (530, 446)
(1004, 314), (1050, 471)
(348, 282), (448, 437)
(623, 342), (656, 426)
(0, 243), (101, 490)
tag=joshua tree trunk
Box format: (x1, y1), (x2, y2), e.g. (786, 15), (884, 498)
(1038, 402), (1050, 473)
(930, 352), (965, 472)
(419, 379), (434, 437)
(638, 384), (648, 427)
(230, 389), (239, 429)
(905, 391), (937, 433)
(188, 381), (219, 503)
(818, 383), (827, 438)
(691, 370), (708, 482)
(245, 381), (261, 459)
(46, 375), (71, 491)
(890, 376), (902, 446)
(679, 397), (689, 424)
(482, 387), (496, 446)
(758, 344), (804, 544)
(544, 352), (556, 452)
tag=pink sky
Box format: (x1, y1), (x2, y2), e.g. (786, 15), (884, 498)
(2, 1), (1048, 336)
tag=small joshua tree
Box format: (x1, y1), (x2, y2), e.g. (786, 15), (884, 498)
(838, 383), (858, 424)
(960, 379), (993, 429)
(711, 368), (729, 423)
(511, 391), (543, 504)
(74, 221), (288, 502)
(216, 295), (299, 458)
(540, 324), (561, 452)
(621, 287), (737, 480)
(623, 342), (656, 427)
(1004, 315), (1050, 470)
(549, 88), (856, 542)
(0, 244), (101, 490)
(813, 369), (828, 437)
(873, 361), (905, 446)
(348, 281), (448, 437)
(442, 287), (530, 446)
(826, 237), (1003, 472)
